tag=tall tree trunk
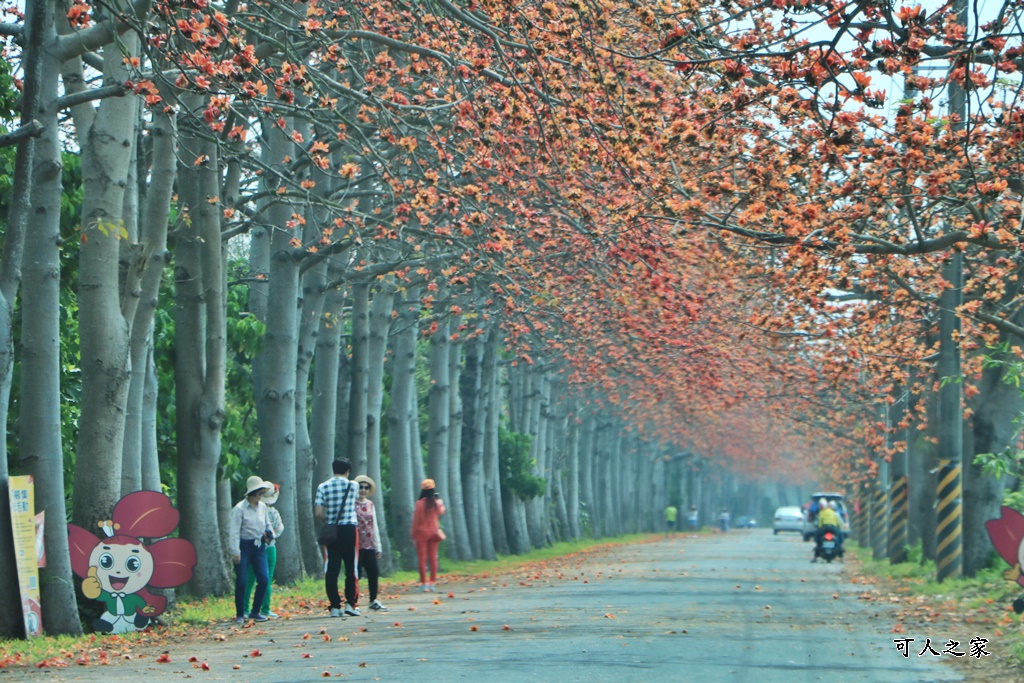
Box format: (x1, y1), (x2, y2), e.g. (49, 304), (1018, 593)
(387, 289), (420, 569)
(566, 405), (582, 539)
(124, 105), (176, 495)
(70, 32), (141, 527)
(140, 346), (161, 490)
(253, 124), (302, 584)
(446, 336), (473, 560)
(550, 404), (571, 541)
(347, 281), (370, 474)
(0, 0), (40, 633)
(482, 329), (507, 555)
(21, 0), (81, 632)
(310, 265), (344, 498)
(174, 123), (231, 596)
(366, 281), (396, 569)
(427, 317), (451, 498)
(293, 271), (325, 579)
(579, 413), (596, 537)
(525, 368), (548, 547)
(460, 336), (489, 558)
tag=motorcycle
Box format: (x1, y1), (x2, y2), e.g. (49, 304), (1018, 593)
(814, 525), (843, 563)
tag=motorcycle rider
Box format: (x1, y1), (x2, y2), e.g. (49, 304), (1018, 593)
(812, 499), (843, 563)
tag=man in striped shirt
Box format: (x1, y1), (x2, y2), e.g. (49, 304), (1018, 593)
(315, 459), (360, 617)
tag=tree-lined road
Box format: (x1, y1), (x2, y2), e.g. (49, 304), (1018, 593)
(15, 531), (998, 682)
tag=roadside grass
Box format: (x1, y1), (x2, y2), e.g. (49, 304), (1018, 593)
(850, 540), (1024, 671)
(0, 533), (657, 668)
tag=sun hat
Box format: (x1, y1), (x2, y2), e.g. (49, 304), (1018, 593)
(421, 478), (436, 491)
(262, 482), (280, 505)
(354, 475), (376, 496)
(245, 475), (273, 497)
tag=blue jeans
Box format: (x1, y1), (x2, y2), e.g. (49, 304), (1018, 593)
(245, 545), (277, 614)
(235, 541), (269, 618)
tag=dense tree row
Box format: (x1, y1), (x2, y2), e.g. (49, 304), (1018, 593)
(0, 0), (1023, 638)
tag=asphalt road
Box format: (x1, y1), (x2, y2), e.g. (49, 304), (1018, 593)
(10, 529), (999, 682)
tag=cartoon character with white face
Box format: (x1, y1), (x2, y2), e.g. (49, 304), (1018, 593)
(69, 491), (196, 634)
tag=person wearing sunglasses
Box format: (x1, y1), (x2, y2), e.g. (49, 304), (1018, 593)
(353, 475), (387, 612)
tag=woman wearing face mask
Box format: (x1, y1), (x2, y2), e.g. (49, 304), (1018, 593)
(354, 475), (388, 612)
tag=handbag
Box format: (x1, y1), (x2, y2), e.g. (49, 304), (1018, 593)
(432, 528), (446, 542)
(317, 481), (353, 545)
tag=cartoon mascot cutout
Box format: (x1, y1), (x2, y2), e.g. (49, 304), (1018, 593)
(68, 491), (197, 633)
(985, 506), (1024, 614)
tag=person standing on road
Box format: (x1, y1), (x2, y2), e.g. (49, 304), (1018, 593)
(664, 504), (678, 535)
(812, 499), (843, 563)
(718, 508), (730, 532)
(687, 504), (699, 532)
(244, 482), (284, 619)
(411, 479), (446, 592)
(315, 459), (361, 617)
(229, 476), (274, 625)
(354, 475), (388, 612)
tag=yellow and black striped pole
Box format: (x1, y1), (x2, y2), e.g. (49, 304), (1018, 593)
(871, 485), (888, 560)
(936, 459), (962, 582)
(888, 476), (908, 564)
(855, 486), (870, 546)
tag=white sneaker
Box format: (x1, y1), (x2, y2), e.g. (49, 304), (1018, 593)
(262, 611), (279, 619)
(426, 584), (435, 592)
(369, 600), (388, 612)
(329, 608), (343, 617)
(344, 606), (361, 617)
(420, 584), (431, 592)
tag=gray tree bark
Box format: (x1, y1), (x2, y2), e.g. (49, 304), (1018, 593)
(309, 262), (345, 495)
(252, 124), (302, 584)
(20, 0), (81, 632)
(68, 30), (140, 528)
(460, 336), (491, 558)
(446, 335), (473, 560)
(174, 112), (230, 596)
(387, 289), (420, 569)
(482, 329), (508, 555)
(366, 281), (396, 568)
(124, 105), (176, 495)
(427, 317), (451, 500)
(0, 0), (42, 635)
(347, 281), (370, 473)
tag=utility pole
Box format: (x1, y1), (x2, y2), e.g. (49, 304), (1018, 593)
(935, 0), (966, 582)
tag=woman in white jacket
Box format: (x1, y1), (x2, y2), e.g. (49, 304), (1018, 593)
(354, 475), (388, 612)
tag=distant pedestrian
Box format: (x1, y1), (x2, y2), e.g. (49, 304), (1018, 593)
(718, 508), (730, 533)
(354, 475), (387, 612)
(664, 504), (678, 535)
(688, 504), (699, 531)
(410, 479), (446, 592)
(229, 476), (275, 625)
(315, 459), (360, 617)
(244, 482), (284, 619)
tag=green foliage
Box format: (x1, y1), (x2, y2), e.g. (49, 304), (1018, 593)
(498, 425), (546, 499)
(152, 259), (264, 500)
(0, 58), (20, 130)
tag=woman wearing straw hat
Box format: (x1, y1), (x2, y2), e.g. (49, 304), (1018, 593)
(354, 475), (387, 612)
(229, 475), (275, 624)
(245, 482), (284, 618)
(410, 479), (446, 592)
